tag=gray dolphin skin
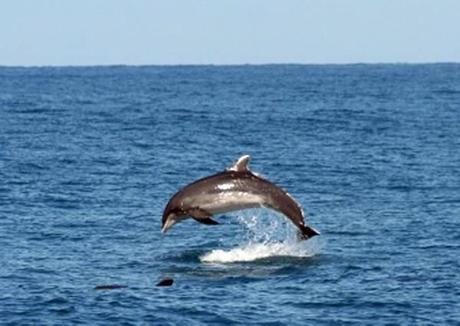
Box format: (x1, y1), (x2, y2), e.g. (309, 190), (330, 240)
(161, 155), (320, 240)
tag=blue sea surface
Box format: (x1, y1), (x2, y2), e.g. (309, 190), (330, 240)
(1, 64), (459, 325)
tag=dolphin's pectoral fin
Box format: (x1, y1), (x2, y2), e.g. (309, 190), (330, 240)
(193, 217), (219, 225)
(188, 208), (220, 225)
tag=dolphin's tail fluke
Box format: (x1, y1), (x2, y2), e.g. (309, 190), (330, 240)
(298, 225), (320, 240)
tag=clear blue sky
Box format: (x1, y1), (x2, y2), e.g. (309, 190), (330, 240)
(1, 0), (459, 66)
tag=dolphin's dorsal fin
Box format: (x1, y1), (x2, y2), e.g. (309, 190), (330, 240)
(228, 155), (251, 172)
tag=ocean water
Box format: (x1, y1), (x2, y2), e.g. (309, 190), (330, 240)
(1, 64), (459, 325)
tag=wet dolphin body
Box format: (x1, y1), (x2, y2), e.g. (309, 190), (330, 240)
(161, 155), (319, 240)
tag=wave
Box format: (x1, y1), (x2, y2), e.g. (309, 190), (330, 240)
(200, 209), (322, 263)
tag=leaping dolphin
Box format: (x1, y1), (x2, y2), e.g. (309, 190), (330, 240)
(161, 155), (319, 240)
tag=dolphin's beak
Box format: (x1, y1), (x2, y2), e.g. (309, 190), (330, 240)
(161, 218), (175, 234)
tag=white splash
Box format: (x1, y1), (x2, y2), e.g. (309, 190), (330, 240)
(199, 209), (322, 263)
(200, 240), (320, 263)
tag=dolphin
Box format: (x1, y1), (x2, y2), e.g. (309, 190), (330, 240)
(161, 155), (319, 240)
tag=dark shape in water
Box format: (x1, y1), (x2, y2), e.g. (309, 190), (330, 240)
(161, 155), (320, 240)
(94, 284), (128, 290)
(156, 278), (174, 287)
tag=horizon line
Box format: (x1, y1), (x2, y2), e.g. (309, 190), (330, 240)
(1, 61), (459, 68)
